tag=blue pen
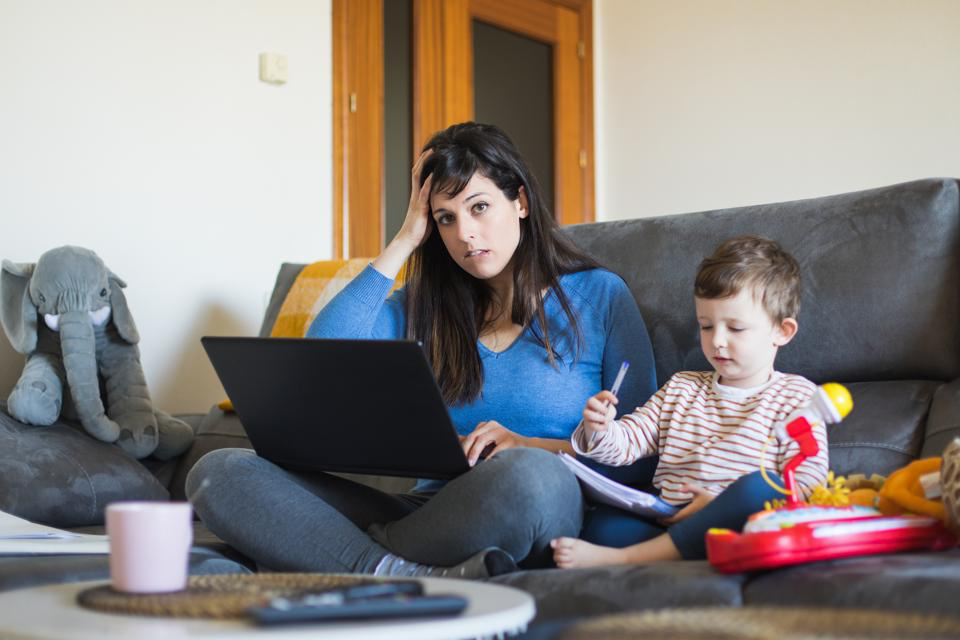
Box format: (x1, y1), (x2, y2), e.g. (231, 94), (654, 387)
(609, 361), (630, 399)
(591, 362), (629, 446)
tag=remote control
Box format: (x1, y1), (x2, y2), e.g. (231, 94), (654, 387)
(248, 582), (468, 625)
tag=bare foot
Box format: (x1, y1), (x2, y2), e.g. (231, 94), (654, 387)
(550, 537), (630, 569)
(552, 533), (683, 568)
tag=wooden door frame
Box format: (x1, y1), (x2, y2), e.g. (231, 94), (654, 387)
(333, 0), (594, 258)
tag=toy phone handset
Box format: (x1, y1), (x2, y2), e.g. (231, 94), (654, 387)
(761, 383), (853, 506)
(708, 383), (959, 573)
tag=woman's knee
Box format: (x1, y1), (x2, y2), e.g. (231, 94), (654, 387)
(184, 447), (258, 501)
(487, 448), (582, 517)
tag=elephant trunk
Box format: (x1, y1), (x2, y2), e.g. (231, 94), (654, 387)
(58, 309), (120, 443)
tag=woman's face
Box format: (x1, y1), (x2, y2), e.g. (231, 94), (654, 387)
(430, 172), (528, 283)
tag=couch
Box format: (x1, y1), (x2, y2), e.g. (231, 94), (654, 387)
(2, 177), (959, 630)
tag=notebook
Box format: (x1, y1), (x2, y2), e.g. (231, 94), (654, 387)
(558, 453), (679, 518)
(201, 337), (471, 479)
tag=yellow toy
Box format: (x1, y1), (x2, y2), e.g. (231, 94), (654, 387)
(848, 458), (947, 526)
(709, 384), (958, 573)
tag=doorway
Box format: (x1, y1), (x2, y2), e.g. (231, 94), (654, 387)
(333, 0), (595, 258)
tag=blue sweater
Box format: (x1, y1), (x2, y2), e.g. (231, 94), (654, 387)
(306, 265), (657, 441)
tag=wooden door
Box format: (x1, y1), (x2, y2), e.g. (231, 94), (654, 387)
(334, 0), (594, 258)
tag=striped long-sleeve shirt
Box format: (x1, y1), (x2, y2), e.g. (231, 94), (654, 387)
(572, 371), (829, 506)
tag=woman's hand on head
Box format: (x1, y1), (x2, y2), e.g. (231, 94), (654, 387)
(373, 150), (434, 278)
(461, 420), (530, 466)
(395, 150), (435, 251)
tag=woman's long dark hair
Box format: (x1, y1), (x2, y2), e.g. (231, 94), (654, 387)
(405, 122), (599, 405)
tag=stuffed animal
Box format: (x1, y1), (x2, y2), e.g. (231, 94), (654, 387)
(848, 458), (947, 525)
(942, 438), (960, 534)
(1, 246), (193, 459)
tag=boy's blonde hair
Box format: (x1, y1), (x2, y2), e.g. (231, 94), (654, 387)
(695, 235), (801, 323)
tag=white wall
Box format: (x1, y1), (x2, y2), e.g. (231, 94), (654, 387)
(594, 0), (960, 220)
(0, 0), (332, 413)
(3, 1), (958, 414)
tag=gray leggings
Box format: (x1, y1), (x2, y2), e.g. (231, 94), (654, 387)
(185, 447), (584, 572)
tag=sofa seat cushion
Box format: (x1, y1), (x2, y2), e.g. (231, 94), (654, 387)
(0, 405), (168, 528)
(0, 547), (250, 593)
(137, 412), (205, 490)
(65, 520), (256, 572)
(169, 407), (252, 500)
(742, 549), (960, 618)
(490, 562), (745, 621)
(827, 381), (939, 478)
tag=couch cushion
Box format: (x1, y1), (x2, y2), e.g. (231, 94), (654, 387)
(0, 405), (168, 528)
(139, 412), (204, 490)
(565, 178), (960, 388)
(169, 407), (252, 501)
(491, 562), (745, 622)
(922, 378), (960, 458)
(742, 549), (960, 619)
(0, 547), (250, 593)
(827, 381), (938, 478)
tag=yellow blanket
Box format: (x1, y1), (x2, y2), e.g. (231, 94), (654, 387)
(218, 259), (404, 411)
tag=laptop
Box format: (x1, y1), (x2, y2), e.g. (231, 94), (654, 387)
(201, 337), (471, 479)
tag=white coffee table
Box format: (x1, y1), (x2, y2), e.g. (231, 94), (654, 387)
(0, 577), (535, 640)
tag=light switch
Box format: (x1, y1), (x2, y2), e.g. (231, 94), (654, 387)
(259, 52), (288, 85)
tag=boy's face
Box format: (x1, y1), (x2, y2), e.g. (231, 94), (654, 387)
(695, 288), (797, 389)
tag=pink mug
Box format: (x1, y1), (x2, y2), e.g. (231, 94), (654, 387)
(106, 501), (193, 593)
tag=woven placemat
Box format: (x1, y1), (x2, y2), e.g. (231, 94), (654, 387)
(76, 573), (386, 619)
(560, 606), (960, 640)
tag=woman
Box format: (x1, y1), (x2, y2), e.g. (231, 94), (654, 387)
(187, 122), (657, 577)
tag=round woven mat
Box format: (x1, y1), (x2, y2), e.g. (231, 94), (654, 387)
(560, 606), (960, 640)
(77, 573), (384, 619)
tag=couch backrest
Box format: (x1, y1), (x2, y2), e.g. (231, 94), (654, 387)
(260, 179), (960, 477)
(564, 178), (960, 389)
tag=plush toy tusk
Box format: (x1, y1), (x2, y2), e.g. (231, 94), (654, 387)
(43, 313), (60, 332)
(89, 306), (112, 326)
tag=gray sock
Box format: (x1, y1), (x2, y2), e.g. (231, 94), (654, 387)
(373, 547), (518, 580)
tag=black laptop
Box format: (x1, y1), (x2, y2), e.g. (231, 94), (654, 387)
(201, 337), (471, 479)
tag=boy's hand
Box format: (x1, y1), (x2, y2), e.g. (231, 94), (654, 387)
(582, 391), (618, 436)
(659, 484), (715, 524)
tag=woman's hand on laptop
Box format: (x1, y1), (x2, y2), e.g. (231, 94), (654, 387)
(461, 421), (529, 467)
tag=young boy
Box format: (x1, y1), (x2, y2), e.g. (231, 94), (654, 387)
(552, 235), (829, 568)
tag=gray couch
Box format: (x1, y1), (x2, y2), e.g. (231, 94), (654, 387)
(2, 178), (959, 629)
(490, 176), (960, 624)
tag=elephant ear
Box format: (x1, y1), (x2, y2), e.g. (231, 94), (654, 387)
(1, 260), (38, 354)
(108, 271), (140, 344)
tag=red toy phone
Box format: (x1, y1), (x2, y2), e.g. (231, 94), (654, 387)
(706, 384), (958, 573)
(707, 505), (957, 573)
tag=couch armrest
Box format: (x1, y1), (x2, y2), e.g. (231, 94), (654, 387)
(259, 263), (307, 337)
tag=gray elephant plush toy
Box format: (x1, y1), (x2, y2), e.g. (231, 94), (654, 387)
(1, 246), (193, 460)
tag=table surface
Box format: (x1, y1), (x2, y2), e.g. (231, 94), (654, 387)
(0, 577), (535, 640)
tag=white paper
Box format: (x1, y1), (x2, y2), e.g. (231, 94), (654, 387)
(0, 510), (109, 554)
(0, 510), (81, 539)
(558, 452), (679, 518)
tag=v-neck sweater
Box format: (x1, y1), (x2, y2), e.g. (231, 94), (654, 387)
(306, 264), (657, 441)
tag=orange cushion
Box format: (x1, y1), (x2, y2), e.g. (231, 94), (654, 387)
(218, 259), (404, 412)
